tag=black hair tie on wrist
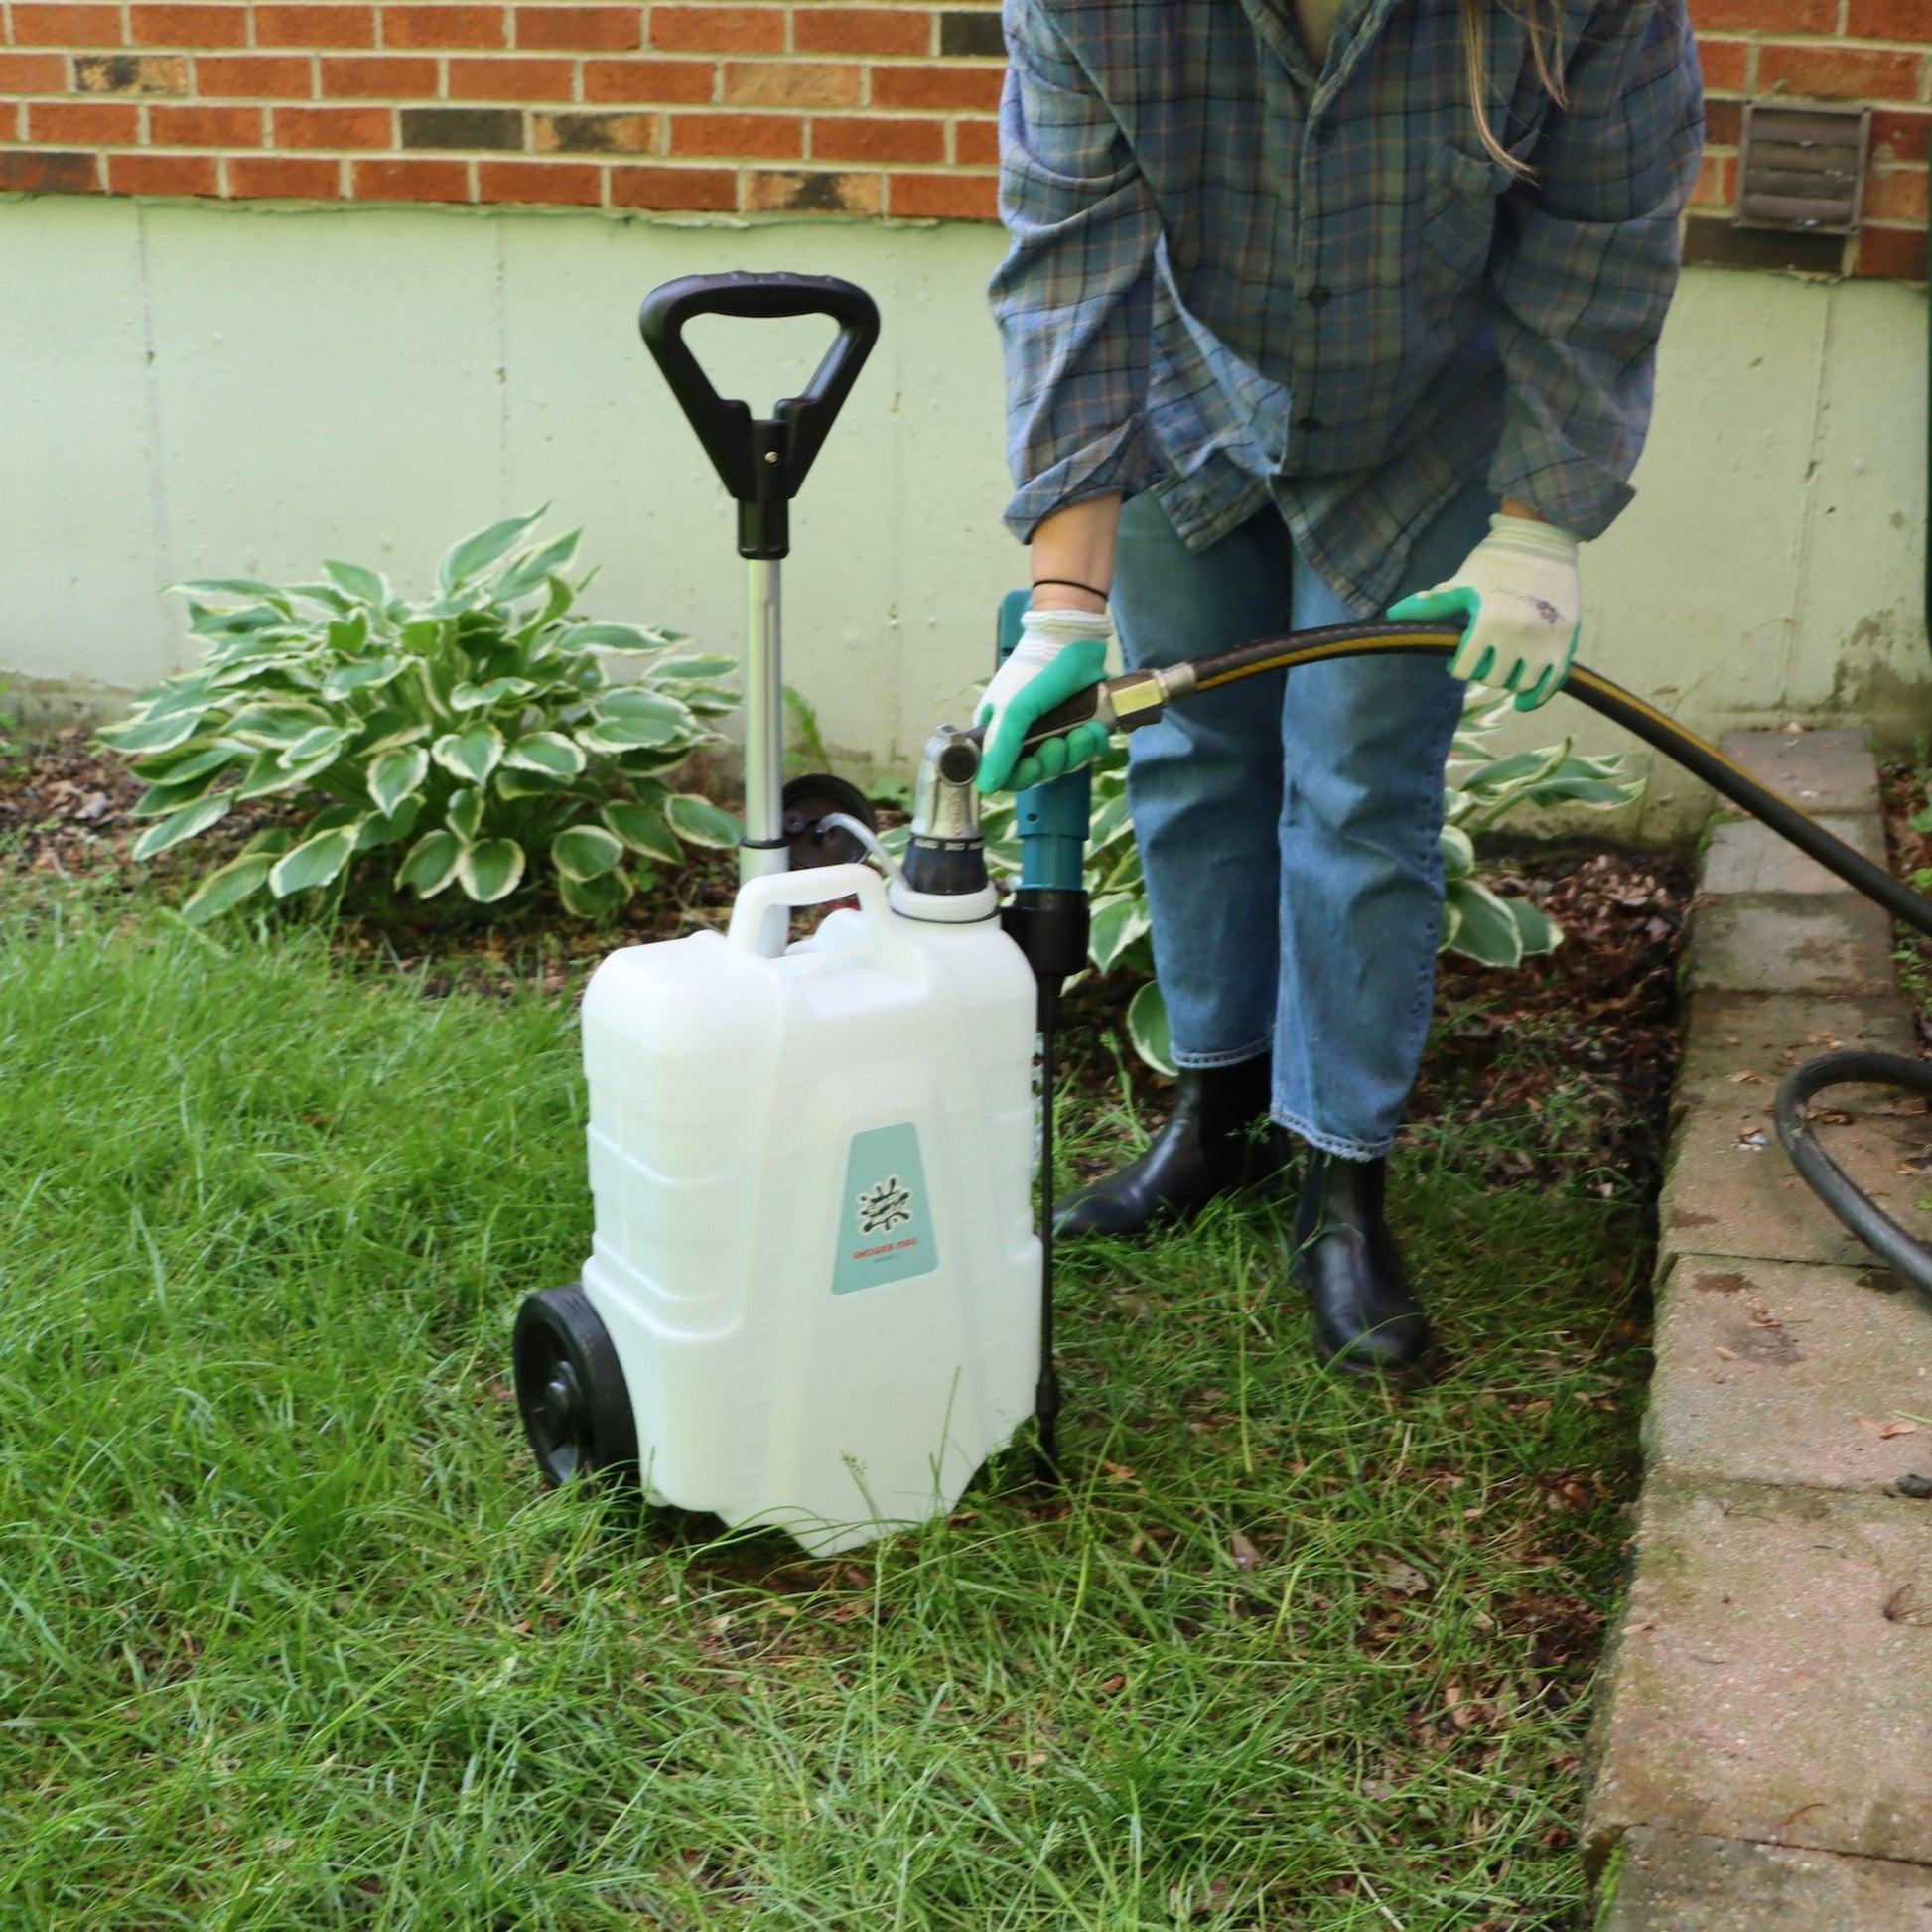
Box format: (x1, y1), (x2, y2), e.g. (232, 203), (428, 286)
(1030, 577), (1111, 603)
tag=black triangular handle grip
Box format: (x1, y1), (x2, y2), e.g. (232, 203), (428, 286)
(639, 271), (880, 559)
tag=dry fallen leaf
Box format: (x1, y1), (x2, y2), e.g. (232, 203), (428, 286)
(1728, 1070), (1767, 1085)
(1882, 1581), (1932, 1626)
(1714, 1345), (1739, 1361)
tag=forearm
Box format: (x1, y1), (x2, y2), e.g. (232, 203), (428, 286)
(1028, 495), (1121, 614)
(1499, 496), (1555, 529)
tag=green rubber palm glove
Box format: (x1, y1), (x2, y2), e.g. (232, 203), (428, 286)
(1387, 513), (1582, 712)
(975, 609), (1113, 795)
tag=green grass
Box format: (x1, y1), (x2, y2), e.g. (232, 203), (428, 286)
(0, 903), (1647, 1929)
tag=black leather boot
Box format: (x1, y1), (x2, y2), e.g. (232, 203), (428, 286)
(1290, 1151), (1433, 1377)
(1055, 1054), (1291, 1239)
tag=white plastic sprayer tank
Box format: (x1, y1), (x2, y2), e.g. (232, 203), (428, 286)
(578, 864), (1040, 1554)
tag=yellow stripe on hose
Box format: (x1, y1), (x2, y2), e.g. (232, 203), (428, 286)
(1191, 631), (1454, 691)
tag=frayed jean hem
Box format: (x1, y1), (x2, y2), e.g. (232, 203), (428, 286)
(1273, 1106), (1393, 1163)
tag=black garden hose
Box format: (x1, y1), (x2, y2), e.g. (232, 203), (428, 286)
(1081, 621), (1932, 1303)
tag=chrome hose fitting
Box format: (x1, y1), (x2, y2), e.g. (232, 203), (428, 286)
(897, 726), (994, 908)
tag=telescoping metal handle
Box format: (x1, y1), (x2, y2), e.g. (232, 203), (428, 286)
(639, 271), (881, 561)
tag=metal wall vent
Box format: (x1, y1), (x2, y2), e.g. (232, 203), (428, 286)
(1735, 99), (1870, 235)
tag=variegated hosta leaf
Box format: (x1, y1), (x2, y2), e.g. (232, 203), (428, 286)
(652, 653), (738, 682)
(133, 769), (224, 818)
(495, 766), (570, 800)
(236, 749), (325, 800)
(446, 787), (484, 843)
(269, 820), (363, 897)
(322, 558), (388, 606)
(1088, 893), (1151, 975)
(1505, 894), (1561, 956)
(1127, 980), (1176, 1079)
(503, 730), (585, 777)
(321, 654), (403, 701)
(559, 867), (633, 918)
(1438, 821), (1477, 882)
(432, 723), (503, 785)
(438, 510), (545, 595)
(99, 709), (208, 756)
(130, 741), (240, 785)
(493, 529), (582, 602)
(559, 621), (684, 655)
(132, 793), (232, 861)
(451, 676), (538, 711)
(137, 679), (225, 723)
(225, 702), (332, 747)
(459, 838), (525, 903)
(278, 724), (352, 770)
(355, 797), (421, 851)
(181, 851), (276, 924)
(663, 793), (741, 849)
(551, 824), (622, 882)
(576, 707), (685, 753)
(396, 829), (463, 898)
(367, 745), (428, 818)
(602, 801), (681, 865)
(350, 708), (428, 756)
(1442, 879), (1525, 968)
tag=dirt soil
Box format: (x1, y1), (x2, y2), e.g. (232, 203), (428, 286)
(3, 728), (1691, 1196)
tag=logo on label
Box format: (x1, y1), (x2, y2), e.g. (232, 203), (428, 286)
(856, 1174), (914, 1237)
(832, 1124), (938, 1296)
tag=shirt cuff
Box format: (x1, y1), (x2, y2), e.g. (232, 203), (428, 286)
(1004, 414), (1165, 544)
(1486, 413), (1634, 543)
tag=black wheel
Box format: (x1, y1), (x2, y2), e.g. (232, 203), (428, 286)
(512, 1285), (639, 1489)
(782, 772), (877, 870)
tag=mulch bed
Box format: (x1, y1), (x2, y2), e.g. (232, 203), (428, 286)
(1879, 753), (1932, 1049)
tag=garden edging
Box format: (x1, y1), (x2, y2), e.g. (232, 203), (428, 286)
(1584, 730), (1932, 1928)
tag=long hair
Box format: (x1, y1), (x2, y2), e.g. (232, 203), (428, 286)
(1461, 0), (1568, 174)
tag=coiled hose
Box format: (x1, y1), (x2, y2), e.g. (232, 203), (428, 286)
(1063, 621), (1932, 1301)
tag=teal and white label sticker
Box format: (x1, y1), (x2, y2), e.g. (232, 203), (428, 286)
(832, 1122), (938, 1296)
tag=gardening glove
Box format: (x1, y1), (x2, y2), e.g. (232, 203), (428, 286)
(975, 607), (1114, 795)
(1387, 513), (1582, 713)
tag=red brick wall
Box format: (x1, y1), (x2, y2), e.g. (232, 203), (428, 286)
(0, 2), (1006, 217)
(0, 0), (1926, 276)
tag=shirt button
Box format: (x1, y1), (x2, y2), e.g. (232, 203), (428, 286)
(1313, 120), (1336, 144)
(1297, 414), (1323, 433)
(1306, 286), (1333, 308)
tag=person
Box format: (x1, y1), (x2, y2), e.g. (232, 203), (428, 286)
(975, 0), (1703, 1374)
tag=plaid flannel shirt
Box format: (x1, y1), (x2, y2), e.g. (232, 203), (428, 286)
(991, 0), (1704, 614)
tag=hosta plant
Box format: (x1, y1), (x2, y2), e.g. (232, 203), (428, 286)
(102, 512), (743, 922)
(978, 686), (1645, 1074)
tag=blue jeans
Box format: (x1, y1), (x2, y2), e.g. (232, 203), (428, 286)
(1111, 484), (1495, 1160)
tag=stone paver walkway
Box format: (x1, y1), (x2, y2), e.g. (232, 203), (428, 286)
(1585, 731), (1932, 1928)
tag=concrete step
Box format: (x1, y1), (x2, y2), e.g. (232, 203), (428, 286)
(1597, 1826), (1932, 1929)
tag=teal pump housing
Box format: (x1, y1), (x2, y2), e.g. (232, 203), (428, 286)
(998, 588), (1093, 897)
